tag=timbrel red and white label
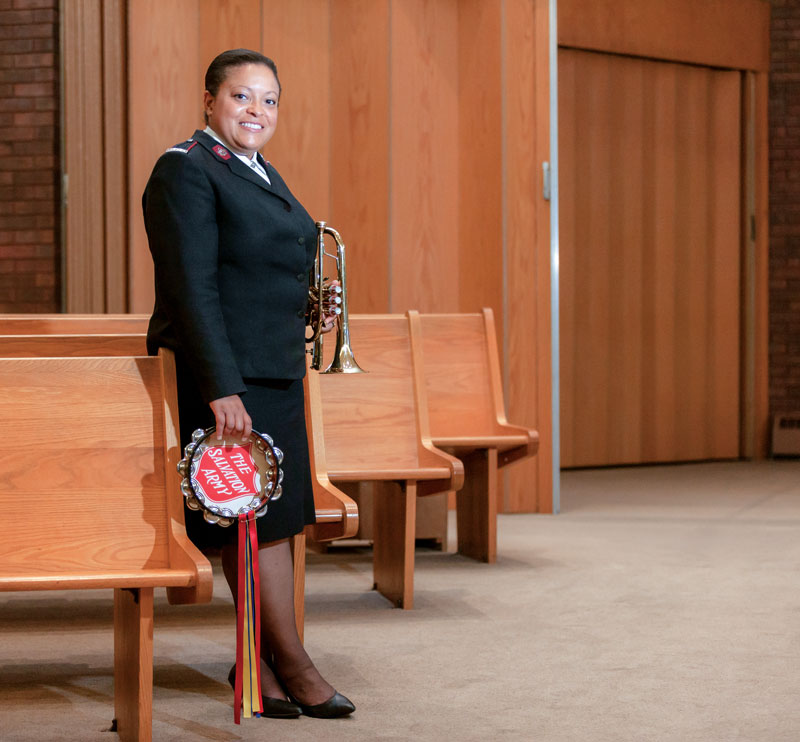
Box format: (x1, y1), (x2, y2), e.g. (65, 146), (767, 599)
(193, 443), (261, 512)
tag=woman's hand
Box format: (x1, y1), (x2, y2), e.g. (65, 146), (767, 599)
(209, 395), (252, 441)
(320, 314), (336, 334)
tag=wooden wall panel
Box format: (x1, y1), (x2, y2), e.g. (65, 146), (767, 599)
(504, 0), (552, 512)
(62, 0), (128, 312)
(261, 0), (330, 221)
(706, 70), (743, 456)
(102, 0), (128, 312)
(736, 68), (770, 460)
(330, 0), (390, 314)
(646, 64), (680, 459)
(558, 0), (769, 73)
(559, 50), (741, 467)
(128, 0), (202, 313)
(198, 0), (261, 66)
(558, 42), (577, 469)
(389, 0), (459, 313)
(62, 0), (105, 311)
(457, 0), (503, 329)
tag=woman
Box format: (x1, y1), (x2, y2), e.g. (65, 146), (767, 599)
(143, 48), (355, 720)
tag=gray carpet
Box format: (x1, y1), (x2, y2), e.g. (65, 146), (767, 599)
(2, 461), (799, 741)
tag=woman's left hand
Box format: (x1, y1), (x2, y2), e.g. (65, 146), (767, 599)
(209, 394), (252, 441)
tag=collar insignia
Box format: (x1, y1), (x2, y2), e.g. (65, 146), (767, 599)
(212, 144), (231, 160)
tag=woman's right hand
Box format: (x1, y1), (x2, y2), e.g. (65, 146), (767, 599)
(209, 395), (252, 441)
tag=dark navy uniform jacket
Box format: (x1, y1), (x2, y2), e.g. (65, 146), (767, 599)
(143, 129), (317, 404)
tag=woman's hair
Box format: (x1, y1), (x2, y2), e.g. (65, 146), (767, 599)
(204, 48), (281, 123)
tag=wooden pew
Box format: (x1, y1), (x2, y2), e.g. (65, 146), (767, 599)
(0, 350), (212, 742)
(0, 313), (149, 334)
(0, 327), (357, 639)
(0, 323), (358, 538)
(411, 309), (539, 563)
(0, 333), (149, 356)
(307, 314), (464, 609)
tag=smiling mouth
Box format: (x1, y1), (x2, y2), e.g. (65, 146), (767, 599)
(240, 122), (263, 131)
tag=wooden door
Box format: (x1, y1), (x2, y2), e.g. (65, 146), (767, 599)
(559, 49), (742, 467)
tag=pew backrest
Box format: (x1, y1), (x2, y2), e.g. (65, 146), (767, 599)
(0, 333), (148, 357)
(303, 371), (359, 541)
(313, 314), (463, 489)
(0, 318), (357, 544)
(413, 308), (538, 459)
(0, 313), (149, 334)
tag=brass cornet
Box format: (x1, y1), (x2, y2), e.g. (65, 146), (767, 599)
(306, 221), (366, 373)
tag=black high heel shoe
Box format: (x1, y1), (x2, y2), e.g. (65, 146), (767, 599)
(227, 665), (302, 719)
(288, 690), (356, 719)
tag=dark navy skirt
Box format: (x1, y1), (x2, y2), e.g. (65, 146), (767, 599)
(175, 355), (316, 549)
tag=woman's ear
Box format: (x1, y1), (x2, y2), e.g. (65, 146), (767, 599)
(203, 90), (214, 118)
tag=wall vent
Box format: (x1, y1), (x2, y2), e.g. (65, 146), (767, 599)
(772, 414), (800, 456)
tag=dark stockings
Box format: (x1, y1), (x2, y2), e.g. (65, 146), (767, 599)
(221, 538), (335, 705)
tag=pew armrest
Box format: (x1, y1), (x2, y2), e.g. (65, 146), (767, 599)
(312, 484), (359, 542)
(0, 569), (200, 592)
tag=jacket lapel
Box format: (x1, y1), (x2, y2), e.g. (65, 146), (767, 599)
(192, 130), (292, 206)
(260, 157), (295, 204)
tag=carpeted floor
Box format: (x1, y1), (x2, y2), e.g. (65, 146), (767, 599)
(2, 461), (799, 742)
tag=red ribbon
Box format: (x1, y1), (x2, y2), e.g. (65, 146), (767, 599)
(249, 513), (263, 713)
(233, 512), (263, 723)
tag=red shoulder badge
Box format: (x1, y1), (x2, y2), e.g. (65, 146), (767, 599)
(213, 144), (231, 160)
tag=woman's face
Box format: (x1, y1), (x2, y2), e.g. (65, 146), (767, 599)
(204, 63), (279, 157)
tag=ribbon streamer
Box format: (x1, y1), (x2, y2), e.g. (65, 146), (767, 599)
(234, 512), (263, 723)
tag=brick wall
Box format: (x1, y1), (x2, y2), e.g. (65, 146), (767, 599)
(0, 0), (59, 313)
(770, 1), (800, 415)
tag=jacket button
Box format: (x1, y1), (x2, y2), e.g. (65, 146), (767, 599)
(296, 273), (305, 282)
(297, 236), (305, 245)
(297, 309), (305, 318)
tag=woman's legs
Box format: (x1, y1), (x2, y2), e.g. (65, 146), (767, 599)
(221, 537), (335, 705)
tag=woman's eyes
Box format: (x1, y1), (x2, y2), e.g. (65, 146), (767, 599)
(232, 93), (277, 106)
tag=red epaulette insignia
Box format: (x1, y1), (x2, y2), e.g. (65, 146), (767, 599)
(186, 141), (198, 152)
(213, 144), (231, 160)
